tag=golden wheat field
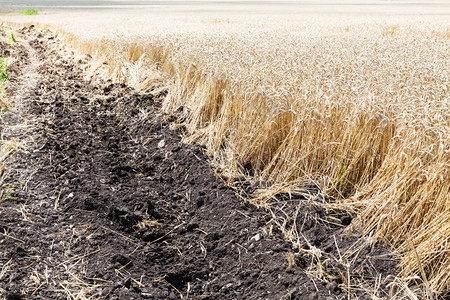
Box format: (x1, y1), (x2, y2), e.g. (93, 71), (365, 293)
(1, 1), (449, 298)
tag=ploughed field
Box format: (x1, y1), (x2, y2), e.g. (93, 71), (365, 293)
(13, 10), (447, 297)
(0, 26), (404, 299)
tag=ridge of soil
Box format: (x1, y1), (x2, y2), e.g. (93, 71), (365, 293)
(0, 26), (401, 300)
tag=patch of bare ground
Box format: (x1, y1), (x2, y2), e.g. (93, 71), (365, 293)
(0, 26), (403, 300)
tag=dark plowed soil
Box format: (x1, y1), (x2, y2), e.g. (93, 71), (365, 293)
(0, 26), (400, 300)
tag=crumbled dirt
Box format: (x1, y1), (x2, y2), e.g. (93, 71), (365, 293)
(0, 26), (401, 299)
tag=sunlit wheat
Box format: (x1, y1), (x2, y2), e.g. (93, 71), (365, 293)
(2, 9), (449, 297)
